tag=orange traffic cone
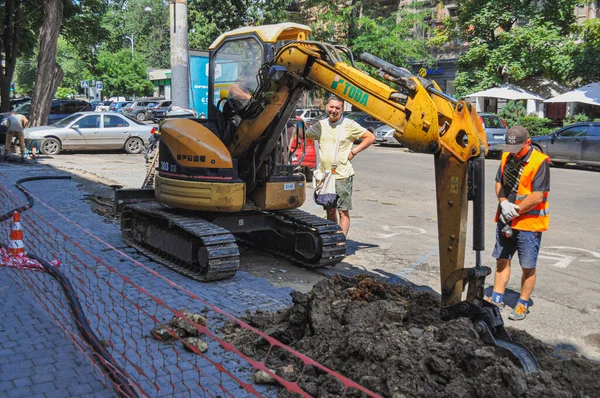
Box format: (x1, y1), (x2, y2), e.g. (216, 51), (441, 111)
(8, 211), (24, 257)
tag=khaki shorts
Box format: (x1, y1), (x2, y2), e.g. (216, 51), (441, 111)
(335, 176), (353, 211)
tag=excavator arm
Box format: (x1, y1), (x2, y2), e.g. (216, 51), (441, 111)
(218, 36), (536, 370)
(228, 39), (488, 307)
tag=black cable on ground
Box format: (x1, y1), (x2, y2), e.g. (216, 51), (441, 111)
(0, 176), (71, 222)
(2, 175), (139, 398)
(27, 252), (139, 398)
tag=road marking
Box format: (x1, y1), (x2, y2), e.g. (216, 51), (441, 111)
(538, 246), (600, 268)
(537, 252), (576, 268)
(377, 225), (427, 239)
(546, 246), (600, 260)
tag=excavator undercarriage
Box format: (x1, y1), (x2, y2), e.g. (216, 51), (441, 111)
(120, 200), (346, 282)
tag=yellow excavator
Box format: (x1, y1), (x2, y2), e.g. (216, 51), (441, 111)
(117, 23), (536, 371)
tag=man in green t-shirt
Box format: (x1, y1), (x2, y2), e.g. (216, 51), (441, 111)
(305, 96), (375, 236)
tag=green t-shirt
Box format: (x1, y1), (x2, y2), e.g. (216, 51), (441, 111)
(306, 117), (365, 179)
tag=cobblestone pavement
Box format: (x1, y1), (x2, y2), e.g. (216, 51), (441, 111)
(0, 162), (295, 397)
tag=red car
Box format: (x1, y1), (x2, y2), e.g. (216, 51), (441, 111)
(288, 117), (316, 180)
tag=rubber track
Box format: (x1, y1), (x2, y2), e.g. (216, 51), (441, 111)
(121, 202), (239, 282)
(239, 208), (346, 269)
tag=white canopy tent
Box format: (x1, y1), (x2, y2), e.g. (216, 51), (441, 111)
(544, 82), (600, 106)
(465, 84), (545, 117)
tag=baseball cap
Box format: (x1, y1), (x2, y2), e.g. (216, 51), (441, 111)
(504, 126), (529, 153)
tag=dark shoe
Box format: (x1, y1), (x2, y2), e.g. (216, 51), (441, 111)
(484, 296), (505, 309)
(508, 303), (529, 321)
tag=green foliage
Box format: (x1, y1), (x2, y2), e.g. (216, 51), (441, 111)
(351, 4), (434, 69)
(563, 112), (592, 126)
(498, 101), (528, 128)
(570, 19), (600, 86)
(56, 38), (93, 95)
(55, 86), (77, 99)
(187, 0), (294, 50)
(447, 0), (584, 96)
(61, 0), (109, 69)
(518, 116), (554, 137)
(95, 49), (154, 98)
(15, 53), (38, 95)
(101, 0), (169, 68)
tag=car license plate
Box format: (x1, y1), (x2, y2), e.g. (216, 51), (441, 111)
(284, 183), (295, 191)
(493, 135), (504, 140)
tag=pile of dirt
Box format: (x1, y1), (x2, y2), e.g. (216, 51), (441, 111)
(222, 275), (600, 397)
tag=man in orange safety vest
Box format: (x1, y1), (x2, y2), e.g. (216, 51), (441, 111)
(486, 126), (550, 321)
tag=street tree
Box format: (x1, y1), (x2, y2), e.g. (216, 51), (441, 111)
(29, 0), (65, 127)
(95, 49), (154, 98)
(0, 0), (42, 111)
(570, 19), (600, 85)
(102, 0), (170, 68)
(27, 0), (107, 126)
(437, 0), (583, 96)
(187, 0), (294, 50)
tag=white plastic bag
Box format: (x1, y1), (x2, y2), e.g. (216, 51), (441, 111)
(313, 170), (337, 208)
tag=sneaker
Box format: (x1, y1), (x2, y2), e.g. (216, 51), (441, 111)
(508, 303), (529, 321)
(484, 296), (505, 309)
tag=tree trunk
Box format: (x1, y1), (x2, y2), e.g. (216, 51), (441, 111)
(29, 0), (64, 127)
(0, 0), (22, 112)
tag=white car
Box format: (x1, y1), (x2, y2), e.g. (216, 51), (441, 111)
(24, 112), (155, 155)
(295, 108), (323, 126)
(375, 124), (402, 146)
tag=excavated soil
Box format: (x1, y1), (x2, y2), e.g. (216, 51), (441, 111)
(222, 275), (600, 397)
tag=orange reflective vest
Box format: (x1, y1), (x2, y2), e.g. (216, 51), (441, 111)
(495, 150), (550, 232)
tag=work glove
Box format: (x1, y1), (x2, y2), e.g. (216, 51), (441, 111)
(500, 200), (520, 221)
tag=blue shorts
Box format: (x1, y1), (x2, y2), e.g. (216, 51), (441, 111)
(492, 223), (543, 269)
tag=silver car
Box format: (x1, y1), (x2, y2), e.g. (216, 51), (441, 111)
(375, 124), (402, 146)
(24, 112), (154, 155)
(479, 113), (507, 157)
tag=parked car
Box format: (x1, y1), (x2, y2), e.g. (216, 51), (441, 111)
(479, 113), (508, 157)
(95, 101), (113, 112)
(344, 112), (385, 132)
(23, 112), (155, 155)
(531, 122), (600, 167)
(288, 117), (316, 181)
(118, 103), (132, 114)
(148, 100), (172, 120)
(1, 99), (92, 143)
(109, 101), (129, 113)
(375, 124), (402, 146)
(123, 100), (158, 121)
(295, 108), (323, 126)
(10, 97), (31, 110)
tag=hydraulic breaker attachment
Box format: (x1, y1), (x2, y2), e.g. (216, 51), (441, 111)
(440, 152), (538, 373)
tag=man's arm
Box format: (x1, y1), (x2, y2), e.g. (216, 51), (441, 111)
(496, 181), (508, 203)
(349, 130), (375, 160)
(515, 192), (545, 214)
(304, 120), (321, 140)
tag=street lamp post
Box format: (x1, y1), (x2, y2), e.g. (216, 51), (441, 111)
(124, 8), (151, 58)
(125, 33), (134, 57)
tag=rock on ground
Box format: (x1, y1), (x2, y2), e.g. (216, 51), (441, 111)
(222, 275), (600, 397)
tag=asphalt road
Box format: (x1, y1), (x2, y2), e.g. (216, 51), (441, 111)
(35, 146), (600, 361)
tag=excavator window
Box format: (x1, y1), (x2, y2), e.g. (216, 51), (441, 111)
(212, 38), (263, 110)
